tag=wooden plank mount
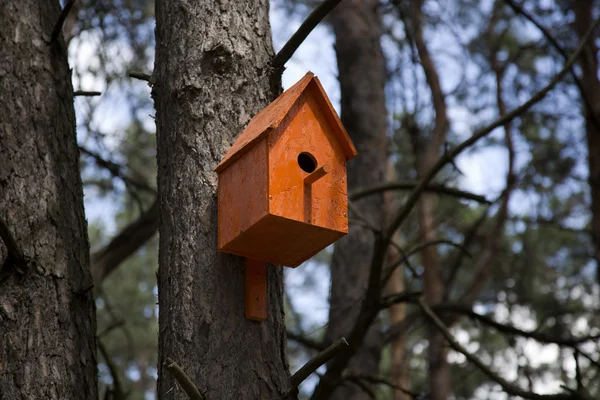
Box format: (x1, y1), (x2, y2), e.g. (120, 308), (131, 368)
(245, 258), (267, 321)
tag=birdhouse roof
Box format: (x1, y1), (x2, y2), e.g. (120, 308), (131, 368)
(215, 72), (357, 173)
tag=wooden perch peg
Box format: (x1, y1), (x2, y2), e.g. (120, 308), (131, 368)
(304, 164), (330, 185)
(245, 258), (267, 321)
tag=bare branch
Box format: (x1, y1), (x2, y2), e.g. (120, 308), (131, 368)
(350, 181), (490, 204)
(383, 310), (421, 344)
(91, 198), (159, 284)
(445, 204), (492, 297)
(164, 358), (204, 400)
(129, 71), (152, 82)
(51, 0), (77, 44)
(290, 338), (349, 390)
(98, 340), (126, 400)
(503, 0), (600, 129)
(418, 298), (577, 400)
(287, 331), (327, 352)
(272, 0), (344, 68)
(379, 291), (422, 309)
(74, 90), (102, 97)
(79, 146), (155, 194)
(383, 14), (600, 242)
(343, 374), (421, 399)
(434, 303), (600, 347)
(97, 320), (125, 338)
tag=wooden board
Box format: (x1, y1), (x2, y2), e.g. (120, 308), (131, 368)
(245, 258), (267, 321)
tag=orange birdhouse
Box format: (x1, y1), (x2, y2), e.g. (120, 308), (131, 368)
(215, 72), (357, 320)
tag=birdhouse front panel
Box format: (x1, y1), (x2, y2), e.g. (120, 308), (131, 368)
(268, 89), (348, 234)
(215, 72), (358, 267)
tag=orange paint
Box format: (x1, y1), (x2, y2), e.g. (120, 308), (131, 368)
(216, 72), (357, 268)
(245, 259), (267, 321)
(215, 72), (358, 320)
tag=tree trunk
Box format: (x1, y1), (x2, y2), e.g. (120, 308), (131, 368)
(153, 1), (291, 399)
(324, 1), (388, 399)
(405, 1), (451, 398)
(0, 2), (97, 399)
(573, 1), (600, 285)
(385, 164), (411, 400)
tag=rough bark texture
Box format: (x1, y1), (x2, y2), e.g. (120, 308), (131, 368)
(0, 2), (97, 399)
(324, 1), (387, 399)
(573, 1), (600, 285)
(153, 2), (291, 399)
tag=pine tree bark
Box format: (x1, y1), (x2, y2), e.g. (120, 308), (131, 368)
(573, 1), (600, 285)
(324, 1), (387, 399)
(153, 1), (291, 399)
(0, 2), (97, 399)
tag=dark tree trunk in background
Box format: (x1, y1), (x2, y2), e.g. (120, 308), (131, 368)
(153, 1), (291, 399)
(0, 2), (97, 399)
(402, 1), (451, 398)
(385, 165), (411, 400)
(573, 1), (600, 285)
(324, 1), (388, 399)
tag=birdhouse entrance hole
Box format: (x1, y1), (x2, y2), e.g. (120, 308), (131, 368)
(298, 152), (317, 173)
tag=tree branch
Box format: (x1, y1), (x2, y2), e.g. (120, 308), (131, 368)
(350, 181), (490, 204)
(272, 0), (344, 68)
(434, 303), (600, 347)
(164, 358), (204, 400)
(91, 198), (159, 284)
(343, 374), (421, 399)
(51, 0), (77, 44)
(79, 146), (155, 194)
(503, 0), (600, 129)
(128, 71), (152, 82)
(287, 331), (327, 352)
(98, 340), (126, 400)
(418, 297), (576, 400)
(290, 338), (349, 390)
(74, 90), (102, 97)
(383, 14), (600, 242)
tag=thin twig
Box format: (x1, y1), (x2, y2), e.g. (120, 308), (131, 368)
(383, 15), (600, 242)
(51, 0), (77, 44)
(379, 290), (422, 309)
(351, 181), (490, 204)
(74, 90), (102, 97)
(129, 71), (152, 82)
(343, 374), (421, 399)
(79, 146), (155, 194)
(164, 358), (204, 400)
(432, 303), (600, 346)
(503, 0), (600, 129)
(97, 320), (125, 338)
(418, 297), (574, 400)
(272, 0), (344, 68)
(98, 340), (126, 400)
(290, 338), (349, 390)
(287, 331), (327, 351)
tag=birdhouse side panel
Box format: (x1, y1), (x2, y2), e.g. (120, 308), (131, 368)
(267, 92), (349, 234)
(217, 138), (269, 251)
